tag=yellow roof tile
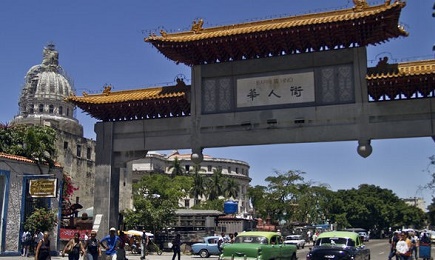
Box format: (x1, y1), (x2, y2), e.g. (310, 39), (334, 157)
(67, 86), (186, 105)
(145, 1), (406, 43)
(367, 59), (435, 79)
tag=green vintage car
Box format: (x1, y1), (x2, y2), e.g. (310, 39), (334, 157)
(219, 231), (297, 260)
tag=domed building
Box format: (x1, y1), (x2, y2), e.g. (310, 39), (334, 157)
(10, 44), (96, 217)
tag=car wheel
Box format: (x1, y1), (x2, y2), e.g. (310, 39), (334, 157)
(301, 244), (305, 249)
(290, 253), (297, 260)
(199, 249), (210, 258)
(296, 245), (299, 249)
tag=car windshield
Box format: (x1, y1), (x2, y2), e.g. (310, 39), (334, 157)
(234, 236), (268, 244)
(316, 237), (355, 247)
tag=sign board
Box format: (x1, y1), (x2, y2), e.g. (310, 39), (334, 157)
(29, 178), (57, 198)
(237, 71), (315, 108)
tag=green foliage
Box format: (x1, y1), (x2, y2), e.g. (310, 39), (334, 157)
(168, 157), (186, 178)
(0, 124), (57, 173)
(192, 199), (225, 210)
(123, 173), (192, 232)
(24, 207), (57, 233)
(250, 170), (427, 233)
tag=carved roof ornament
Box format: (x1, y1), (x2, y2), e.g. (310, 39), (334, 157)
(103, 85), (112, 95)
(160, 29), (167, 37)
(191, 19), (204, 34)
(353, 0), (369, 12)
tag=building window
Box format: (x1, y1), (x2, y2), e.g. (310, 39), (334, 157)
(184, 199), (190, 208)
(185, 165), (190, 172)
(29, 104), (34, 114)
(59, 106), (63, 115)
(39, 104), (44, 112)
(77, 145), (82, 157)
(49, 105), (54, 113)
(207, 165), (212, 172)
(236, 167), (239, 174)
(67, 108), (70, 117)
(228, 167), (231, 173)
(86, 147), (92, 160)
(64, 141), (68, 149)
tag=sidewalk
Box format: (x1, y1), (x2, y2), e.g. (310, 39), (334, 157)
(0, 252), (207, 260)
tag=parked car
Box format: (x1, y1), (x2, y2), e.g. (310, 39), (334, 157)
(358, 231), (370, 242)
(220, 231), (297, 260)
(306, 231), (370, 260)
(191, 236), (221, 258)
(284, 234), (306, 249)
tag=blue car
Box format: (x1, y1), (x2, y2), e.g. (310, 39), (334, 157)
(190, 236), (221, 258)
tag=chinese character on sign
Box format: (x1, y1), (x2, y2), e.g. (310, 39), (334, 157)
(268, 89), (281, 98)
(247, 89), (260, 101)
(290, 86), (303, 97)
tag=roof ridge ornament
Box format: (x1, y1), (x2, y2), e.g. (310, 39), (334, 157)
(353, 0), (369, 12)
(191, 19), (204, 34)
(102, 85), (112, 96)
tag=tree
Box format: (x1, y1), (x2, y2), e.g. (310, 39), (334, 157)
(207, 168), (225, 200)
(24, 207), (57, 233)
(123, 174), (192, 232)
(0, 124), (57, 174)
(168, 157), (186, 178)
(224, 178), (239, 199)
(189, 164), (206, 205)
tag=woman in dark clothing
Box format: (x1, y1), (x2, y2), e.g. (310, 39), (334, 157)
(171, 234), (181, 260)
(62, 232), (85, 260)
(35, 232), (51, 260)
(85, 230), (101, 260)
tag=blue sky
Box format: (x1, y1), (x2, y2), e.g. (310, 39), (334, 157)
(1, 1), (434, 207)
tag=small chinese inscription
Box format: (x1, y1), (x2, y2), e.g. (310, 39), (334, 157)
(237, 72), (315, 107)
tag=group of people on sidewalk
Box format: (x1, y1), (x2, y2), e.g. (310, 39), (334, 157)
(60, 227), (150, 260)
(388, 230), (431, 260)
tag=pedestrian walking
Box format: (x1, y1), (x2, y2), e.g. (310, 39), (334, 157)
(21, 230), (32, 257)
(171, 234), (181, 260)
(63, 232), (85, 260)
(84, 230), (102, 260)
(100, 227), (121, 260)
(140, 229), (149, 260)
(35, 231), (51, 260)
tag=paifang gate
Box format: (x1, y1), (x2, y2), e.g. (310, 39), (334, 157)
(67, 1), (435, 233)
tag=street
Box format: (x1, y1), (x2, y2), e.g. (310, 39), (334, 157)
(0, 240), (434, 260)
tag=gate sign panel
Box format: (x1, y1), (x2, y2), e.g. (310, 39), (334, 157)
(236, 71), (315, 108)
(29, 179), (57, 198)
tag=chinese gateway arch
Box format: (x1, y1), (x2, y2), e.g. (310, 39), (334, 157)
(68, 0), (435, 232)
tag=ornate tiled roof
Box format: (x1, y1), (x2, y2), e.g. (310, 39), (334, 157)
(367, 59), (435, 79)
(66, 80), (190, 121)
(145, 1), (407, 66)
(367, 59), (435, 101)
(67, 85), (185, 105)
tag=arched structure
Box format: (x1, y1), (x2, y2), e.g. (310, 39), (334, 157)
(66, 0), (435, 233)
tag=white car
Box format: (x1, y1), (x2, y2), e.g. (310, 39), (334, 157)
(284, 234), (306, 249)
(358, 231), (369, 242)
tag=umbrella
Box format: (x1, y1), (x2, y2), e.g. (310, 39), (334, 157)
(124, 230), (154, 237)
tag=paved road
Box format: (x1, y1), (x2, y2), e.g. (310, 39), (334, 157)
(1, 240), (434, 260)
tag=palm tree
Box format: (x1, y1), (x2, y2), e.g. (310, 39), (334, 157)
(189, 164), (206, 205)
(167, 157), (185, 178)
(224, 178), (239, 199)
(207, 168), (224, 201)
